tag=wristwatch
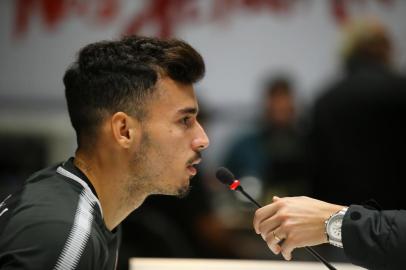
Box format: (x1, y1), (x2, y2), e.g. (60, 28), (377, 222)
(325, 207), (348, 248)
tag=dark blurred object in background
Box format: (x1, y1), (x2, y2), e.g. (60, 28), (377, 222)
(222, 75), (309, 204)
(308, 17), (406, 210)
(0, 134), (48, 199)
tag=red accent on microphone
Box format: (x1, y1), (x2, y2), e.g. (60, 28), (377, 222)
(229, 180), (240, 190)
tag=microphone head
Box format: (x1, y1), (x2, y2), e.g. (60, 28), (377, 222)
(216, 167), (235, 185)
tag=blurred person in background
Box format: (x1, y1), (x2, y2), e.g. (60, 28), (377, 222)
(222, 76), (308, 204)
(0, 35), (209, 270)
(308, 17), (406, 210)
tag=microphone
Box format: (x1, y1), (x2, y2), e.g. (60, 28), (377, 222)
(215, 167), (337, 270)
(216, 167), (261, 208)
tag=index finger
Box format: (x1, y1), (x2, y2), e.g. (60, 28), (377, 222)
(253, 202), (280, 234)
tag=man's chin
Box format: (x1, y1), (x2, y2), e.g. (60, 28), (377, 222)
(176, 185), (190, 198)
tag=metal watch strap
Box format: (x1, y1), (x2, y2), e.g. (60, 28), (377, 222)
(325, 207), (348, 248)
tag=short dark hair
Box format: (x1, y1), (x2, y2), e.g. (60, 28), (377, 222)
(63, 36), (205, 147)
(264, 76), (293, 98)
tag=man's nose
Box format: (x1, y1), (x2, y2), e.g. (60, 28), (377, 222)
(192, 122), (210, 151)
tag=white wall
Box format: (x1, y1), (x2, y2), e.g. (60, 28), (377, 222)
(1, 0), (405, 165)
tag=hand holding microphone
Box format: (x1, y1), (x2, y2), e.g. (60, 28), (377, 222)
(216, 167), (339, 270)
(253, 196), (344, 260)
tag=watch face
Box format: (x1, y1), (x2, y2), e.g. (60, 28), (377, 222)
(327, 215), (343, 241)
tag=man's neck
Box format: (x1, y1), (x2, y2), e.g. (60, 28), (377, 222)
(73, 150), (147, 231)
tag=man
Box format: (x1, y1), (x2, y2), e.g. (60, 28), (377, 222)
(308, 17), (406, 210)
(222, 76), (307, 203)
(0, 36), (209, 269)
(253, 196), (406, 269)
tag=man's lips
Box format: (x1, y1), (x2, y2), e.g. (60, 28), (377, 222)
(191, 158), (202, 166)
(187, 165), (197, 176)
(187, 158), (202, 176)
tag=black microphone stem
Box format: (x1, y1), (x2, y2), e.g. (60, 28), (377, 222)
(235, 186), (337, 270)
(306, 247), (337, 270)
(236, 186), (262, 208)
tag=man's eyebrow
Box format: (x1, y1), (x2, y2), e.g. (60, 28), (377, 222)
(177, 107), (198, 115)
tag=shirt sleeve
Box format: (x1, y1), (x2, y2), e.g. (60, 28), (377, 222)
(0, 221), (97, 270)
(342, 204), (406, 269)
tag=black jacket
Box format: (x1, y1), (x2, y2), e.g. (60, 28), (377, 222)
(343, 205), (406, 270)
(309, 63), (406, 209)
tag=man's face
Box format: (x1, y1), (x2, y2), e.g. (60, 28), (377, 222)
(266, 91), (295, 128)
(129, 77), (209, 197)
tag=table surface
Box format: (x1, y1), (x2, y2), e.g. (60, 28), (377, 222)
(129, 258), (365, 270)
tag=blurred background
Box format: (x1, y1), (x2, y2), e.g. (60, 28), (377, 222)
(1, 0), (406, 269)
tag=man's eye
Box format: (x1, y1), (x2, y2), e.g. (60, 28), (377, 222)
(181, 117), (192, 126)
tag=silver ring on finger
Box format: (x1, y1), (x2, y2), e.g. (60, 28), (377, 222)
(273, 231), (282, 242)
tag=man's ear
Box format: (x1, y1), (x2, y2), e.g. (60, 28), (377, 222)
(111, 112), (139, 149)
